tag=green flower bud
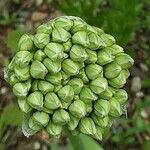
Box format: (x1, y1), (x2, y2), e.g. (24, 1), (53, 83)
(34, 50), (46, 61)
(88, 32), (100, 50)
(15, 51), (33, 68)
(69, 100), (86, 118)
(27, 91), (43, 110)
(29, 116), (42, 131)
(67, 115), (80, 130)
(85, 64), (103, 80)
(52, 27), (71, 43)
(104, 62), (122, 79)
(109, 98), (122, 117)
(61, 71), (70, 81)
(93, 26), (104, 35)
(61, 100), (72, 109)
(54, 85), (63, 93)
(54, 17), (73, 31)
(72, 31), (89, 47)
(44, 92), (61, 110)
(18, 34), (33, 51)
(114, 89), (128, 105)
(46, 121), (63, 136)
(36, 24), (52, 34)
(32, 111), (49, 126)
(70, 45), (88, 62)
(57, 85), (74, 102)
(86, 25), (97, 34)
(74, 95), (80, 100)
(68, 78), (83, 95)
(43, 107), (53, 114)
(80, 87), (97, 103)
(62, 59), (79, 76)
(94, 99), (110, 118)
(52, 109), (70, 125)
(115, 53), (134, 69)
(71, 19), (87, 33)
(79, 117), (96, 135)
(85, 49), (97, 64)
(98, 87), (113, 100)
(43, 58), (61, 74)
(44, 43), (64, 61)
(18, 98), (32, 113)
(63, 39), (72, 52)
(75, 61), (85, 70)
(108, 70), (128, 88)
(30, 60), (48, 79)
(90, 77), (108, 94)
(46, 72), (62, 85)
(86, 102), (93, 114)
(92, 114), (109, 128)
(38, 80), (54, 94)
(9, 73), (19, 86)
(34, 33), (50, 49)
(100, 33), (116, 47)
(14, 65), (30, 81)
(77, 69), (89, 83)
(31, 80), (39, 92)
(97, 49), (114, 65)
(13, 82), (30, 98)
(92, 126), (103, 140)
(110, 44), (124, 56)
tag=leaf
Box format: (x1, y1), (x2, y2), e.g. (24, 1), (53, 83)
(142, 140), (150, 150)
(69, 133), (103, 150)
(51, 143), (74, 150)
(6, 29), (25, 54)
(1, 103), (23, 126)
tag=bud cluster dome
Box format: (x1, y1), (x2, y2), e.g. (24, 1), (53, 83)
(5, 16), (134, 140)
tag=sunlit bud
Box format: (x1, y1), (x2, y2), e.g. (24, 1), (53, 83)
(94, 99), (110, 118)
(100, 33), (116, 47)
(90, 77), (108, 94)
(63, 39), (72, 52)
(67, 114), (80, 131)
(38, 80), (54, 94)
(68, 78), (83, 95)
(85, 102), (93, 114)
(104, 62), (122, 79)
(98, 87), (113, 100)
(77, 69), (89, 83)
(85, 64), (103, 80)
(97, 49), (114, 65)
(34, 50), (46, 62)
(18, 98), (32, 113)
(114, 89), (128, 105)
(110, 44), (124, 56)
(46, 121), (63, 136)
(57, 85), (74, 102)
(31, 80), (39, 92)
(52, 109), (70, 125)
(79, 117), (96, 135)
(72, 31), (90, 47)
(54, 17), (73, 31)
(44, 42), (64, 61)
(34, 33), (50, 49)
(30, 60), (48, 79)
(36, 24), (52, 34)
(80, 87), (97, 103)
(70, 45), (88, 62)
(27, 91), (43, 110)
(44, 92), (61, 110)
(46, 72), (62, 85)
(85, 49), (97, 64)
(52, 27), (71, 43)
(18, 34), (34, 51)
(29, 116), (42, 131)
(43, 58), (61, 74)
(92, 126), (103, 141)
(109, 98), (122, 117)
(115, 53), (134, 69)
(32, 111), (49, 127)
(69, 100), (86, 118)
(62, 59), (79, 76)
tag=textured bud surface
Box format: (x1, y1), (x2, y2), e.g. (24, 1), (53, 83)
(5, 16), (134, 140)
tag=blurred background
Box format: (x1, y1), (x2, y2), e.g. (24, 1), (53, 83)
(0, 0), (150, 150)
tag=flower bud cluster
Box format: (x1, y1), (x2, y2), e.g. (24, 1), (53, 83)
(5, 16), (134, 140)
